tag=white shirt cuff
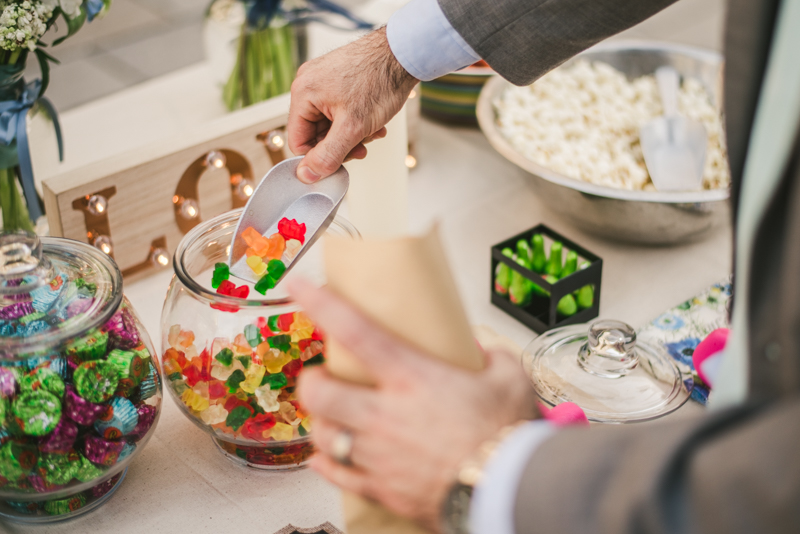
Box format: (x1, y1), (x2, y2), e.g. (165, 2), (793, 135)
(469, 421), (556, 534)
(386, 0), (480, 81)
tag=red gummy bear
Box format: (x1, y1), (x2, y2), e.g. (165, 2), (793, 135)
(277, 313), (294, 332)
(282, 359), (303, 378)
(231, 284), (249, 299)
(224, 396), (253, 414)
(217, 279), (236, 296)
(311, 327), (324, 341)
(183, 365), (210, 387)
(278, 218), (307, 244)
(208, 382), (227, 399)
(241, 413), (277, 440)
(298, 339), (312, 351)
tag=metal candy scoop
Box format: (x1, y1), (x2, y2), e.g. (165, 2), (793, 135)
(640, 66), (708, 191)
(228, 156), (349, 285)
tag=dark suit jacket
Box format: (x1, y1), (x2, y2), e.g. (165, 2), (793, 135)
(437, 0), (800, 531)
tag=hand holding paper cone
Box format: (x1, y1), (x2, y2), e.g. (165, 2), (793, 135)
(288, 228), (538, 533)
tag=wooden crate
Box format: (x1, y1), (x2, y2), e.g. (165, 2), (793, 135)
(43, 94), (291, 281)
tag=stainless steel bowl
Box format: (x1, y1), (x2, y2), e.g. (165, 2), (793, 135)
(476, 40), (730, 245)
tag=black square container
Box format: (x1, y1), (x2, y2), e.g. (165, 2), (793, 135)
(491, 224), (602, 333)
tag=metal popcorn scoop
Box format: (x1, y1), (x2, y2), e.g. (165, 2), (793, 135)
(228, 156), (349, 285)
(640, 66), (708, 191)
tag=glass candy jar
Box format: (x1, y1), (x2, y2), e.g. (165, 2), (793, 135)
(0, 232), (162, 523)
(161, 209), (358, 470)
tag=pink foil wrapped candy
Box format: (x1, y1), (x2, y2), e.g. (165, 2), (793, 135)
(63, 386), (107, 426)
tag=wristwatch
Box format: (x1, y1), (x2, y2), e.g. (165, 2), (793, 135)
(441, 423), (524, 534)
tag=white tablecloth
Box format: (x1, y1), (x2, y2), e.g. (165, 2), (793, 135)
(8, 118), (730, 534)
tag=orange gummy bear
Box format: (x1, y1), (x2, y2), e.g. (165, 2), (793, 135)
(242, 227), (263, 248)
(264, 233), (286, 260)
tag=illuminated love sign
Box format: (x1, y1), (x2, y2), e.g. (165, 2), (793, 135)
(43, 95), (290, 281)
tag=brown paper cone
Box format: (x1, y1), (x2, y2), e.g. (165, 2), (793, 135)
(323, 226), (485, 534)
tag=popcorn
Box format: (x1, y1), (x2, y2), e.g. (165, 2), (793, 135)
(494, 60), (731, 191)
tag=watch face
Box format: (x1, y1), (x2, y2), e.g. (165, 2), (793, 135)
(442, 483), (473, 534)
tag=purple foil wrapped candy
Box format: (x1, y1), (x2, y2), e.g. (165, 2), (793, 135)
(28, 474), (66, 494)
(63, 386), (107, 426)
(128, 404), (156, 442)
(39, 419), (79, 454)
(104, 308), (139, 350)
(66, 297), (92, 319)
(0, 368), (17, 397)
(83, 435), (125, 467)
(90, 472), (122, 498)
(0, 302), (34, 321)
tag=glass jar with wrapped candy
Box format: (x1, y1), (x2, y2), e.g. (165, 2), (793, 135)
(161, 209), (358, 470)
(0, 231), (161, 523)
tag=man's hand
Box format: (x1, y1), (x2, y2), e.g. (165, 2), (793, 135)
(288, 27), (418, 183)
(288, 278), (539, 532)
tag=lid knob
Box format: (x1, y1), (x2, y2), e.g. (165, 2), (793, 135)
(0, 231), (42, 277)
(577, 319), (639, 378)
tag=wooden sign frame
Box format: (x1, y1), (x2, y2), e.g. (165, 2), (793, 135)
(43, 94), (291, 281)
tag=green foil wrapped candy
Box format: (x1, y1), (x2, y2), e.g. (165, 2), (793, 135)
(0, 441), (38, 480)
(73, 361), (119, 403)
(36, 450), (81, 486)
(19, 367), (66, 398)
(43, 493), (86, 516)
(12, 391), (62, 436)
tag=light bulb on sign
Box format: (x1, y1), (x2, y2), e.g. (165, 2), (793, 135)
(405, 155), (417, 169)
(87, 194), (108, 216)
(265, 130), (286, 150)
(93, 235), (113, 255)
(408, 89), (417, 100)
(179, 198), (200, 219)
(235, 179), (255, 199)
(151, 248), (170, 267)
(205, 150), (227, 169)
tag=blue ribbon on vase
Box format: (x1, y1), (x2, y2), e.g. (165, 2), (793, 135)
(247, 0), (373, 31)
(0, 79), (64, 222)
(85, 0), (105, 21)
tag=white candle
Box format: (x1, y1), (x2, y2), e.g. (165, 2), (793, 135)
(343, 107), (409, 238)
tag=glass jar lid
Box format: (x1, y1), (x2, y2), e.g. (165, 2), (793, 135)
(0, 231), (122, 358)
(523, 319), (693, 423)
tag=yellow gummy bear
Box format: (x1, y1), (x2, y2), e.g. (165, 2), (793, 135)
(240, 364), (266, 394)
(291, 327), (315, 343)
(290, 312), (314, 332)
(265, 352), (292, 374)
(270, 422), (294, 442)
(246, 255), (267, 276)
(181, 389), (209, 412)
(300, 417), (312, 433)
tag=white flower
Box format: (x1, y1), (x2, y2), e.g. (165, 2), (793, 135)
(59, 0), (82, 17)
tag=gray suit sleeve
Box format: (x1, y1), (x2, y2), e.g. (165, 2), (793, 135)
(513, 398), (800, 533)
(437, 0), (677, 85)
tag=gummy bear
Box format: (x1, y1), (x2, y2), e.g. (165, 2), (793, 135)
(277, 313), (294, 332)
(181, 389), (210, 412)
(278, 401), (297, 423)
(282, 359), (302, 378)
(208, 381), (227, 399)
(264, 352), (292, 374)
(244, 324), (262, 348)
(255, 385), (281, 412)
(225, 369), (246, 392)
(215, 348), (233, 366)
(225, 405), (252, 431)
(240, 365), (266, 394)
(270, 422), (294, 442)
(217, 280), (235, 296)
(200, 405), (228, 425)
(241, 413), (277, 440)
(253, 273), (276, 295)
(246, 256), (267, 276)
(277, 218), (307, 244)
(211, 263), (230, 289)
(284, 239), (302, 261)
(264, 234), (286, 261)
(260, 372), (287, 390)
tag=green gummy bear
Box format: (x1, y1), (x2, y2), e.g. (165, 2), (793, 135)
(267, 259), (286, 279)
(225, 406), (252, 431)
(304, 354), (325, 367)
(254, 274), (276, 295)
(267, 315), (281, 332)
(225, 369), (246, 392)
(260, 372), (287, 390)
(235, 355), (251, 370)
(215, 348), (233, 366)
(211, 263), (230, 289)
(243, 324), (262, 347)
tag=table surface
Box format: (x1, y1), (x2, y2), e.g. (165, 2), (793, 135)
(8, 115), (732, 533)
